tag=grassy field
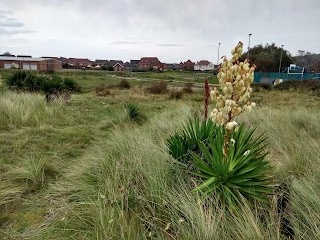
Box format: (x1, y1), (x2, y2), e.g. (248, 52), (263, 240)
(0, 70), (319, 239)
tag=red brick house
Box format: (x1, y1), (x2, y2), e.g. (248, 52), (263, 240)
(113, 63), (124, 71)
(138, 57), (164, 71)
(182, 60), (195, 71)
(67, 58), (93, 69)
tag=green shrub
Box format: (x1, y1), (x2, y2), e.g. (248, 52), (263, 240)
(5, 71), (80, 95)
(252, 83), (272, 91)
(64, 77), (81, 92)
(39, 69), (55, 74)
(183, 83), (194, 93)
(167, 118), (217, 164)
(40, 76), (65, 95)
(169, 89), (183, 99)
(146, 81), (168, 94)
(274, 80), (320, 96)
(125, 103), (145, 123)
(190, 125), (273, 208)
(5, 71), (43, 92)
(95, 85), (112, 96)
(118, 79), (131, 89)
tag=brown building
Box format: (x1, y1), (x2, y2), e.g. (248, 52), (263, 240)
(0, 56), (62, 70)
(182, 60), (195, 71)
(113, 63), (124, 71)
(67, 58), (93, 68)
(138, 57), (164, 71)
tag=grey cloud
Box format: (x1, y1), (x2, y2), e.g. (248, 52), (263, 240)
(0, 21), (24, 27)
(111, 40), (150, 45)
(0, 28), (33, 35)
(0, 10), (13, 15)
(156, 43), (184, 47)
(0, 12), (24, 28)
(0, 0), (319, 61)
(112, 41), (142, 45)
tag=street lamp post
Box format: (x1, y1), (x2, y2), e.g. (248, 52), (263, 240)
(248, 33), (252, 61)
(217, 42), (221, 69)
(279, 45), (284, 73)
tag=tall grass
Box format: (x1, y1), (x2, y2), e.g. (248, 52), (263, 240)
(239, 107), (320, 180)
(40, 103), (320, 239)
(0, 92), (67, 129)
(0, 89), (319, 239)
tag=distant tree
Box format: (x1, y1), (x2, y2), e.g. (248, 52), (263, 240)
(2, 51), (13, 56)
(297, 50), (305, 56)
(100, 65), (113, 71)
(240, 43), (293, 72)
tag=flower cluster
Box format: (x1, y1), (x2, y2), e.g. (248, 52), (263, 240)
(210, 41), (256, 130)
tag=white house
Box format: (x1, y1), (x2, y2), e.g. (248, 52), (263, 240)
(194, 60), (215, 71)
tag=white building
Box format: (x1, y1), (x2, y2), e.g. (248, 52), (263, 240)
(194, 60), (215, 71)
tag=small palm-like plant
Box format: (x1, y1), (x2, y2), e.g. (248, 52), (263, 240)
(167, 118), (217, 163)
(125, 103), (145, 123)
(190, 124), (272, 207)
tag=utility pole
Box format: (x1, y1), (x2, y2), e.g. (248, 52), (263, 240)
(217, 43), (221, 66)
(216, 42), (221, 69)
(279, 45), (284, 73)
(248, 33), (252, 61)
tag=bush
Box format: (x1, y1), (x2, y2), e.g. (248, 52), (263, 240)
(252, 83), (272, 91)
(101, 65), (113, 71)
(5, 71), (80, 96)
(95, 85), (112, 96)
(40, 76), (79, 94)
(5, 71), (43, 92)
(274, 80), (320, 96)
(190, 125), (272, 208)
(167, 118), (217, 164)
(118, 79), (131, 89)
(132, 68), (147, 72)
(40, 76), (65, 95)
(183, 83), (194, 93)
(39, 69), (55, 74)
(64, 77), (81, 92)
(125, 103), (145, 123)
(146, 81), (168, 94)
(169, 89), (183, 99)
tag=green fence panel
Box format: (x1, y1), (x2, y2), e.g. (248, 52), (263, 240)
(254, 72), (320, 83)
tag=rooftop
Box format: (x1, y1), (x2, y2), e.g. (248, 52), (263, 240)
(0, 56), (53, 62)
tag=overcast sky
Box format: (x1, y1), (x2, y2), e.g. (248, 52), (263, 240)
(0, 0), (319, 63)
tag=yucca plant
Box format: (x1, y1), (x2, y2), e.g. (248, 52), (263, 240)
(167, 118), (217, 164)
(125, 103), (145, 123)
(190, 124), (273, 208)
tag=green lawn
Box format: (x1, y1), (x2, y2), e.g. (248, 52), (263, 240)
(0, 70), (319, 239)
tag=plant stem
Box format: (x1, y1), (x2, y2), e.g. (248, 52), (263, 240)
(204, 79), (209, 121)
(223, 111), (232, 164)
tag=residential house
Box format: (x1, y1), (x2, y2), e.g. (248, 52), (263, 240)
(113, 63), (124, 71)
(129, 60), (140, 70)
(165, 63), (181, 71)
(67, 58), (93, 69)
(182, 60), (195, 71)
(138, 57), (164, 71)
(109, 60), (123, 66)
(95, 59), (110, 66)
(194, 60), (215, 71)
